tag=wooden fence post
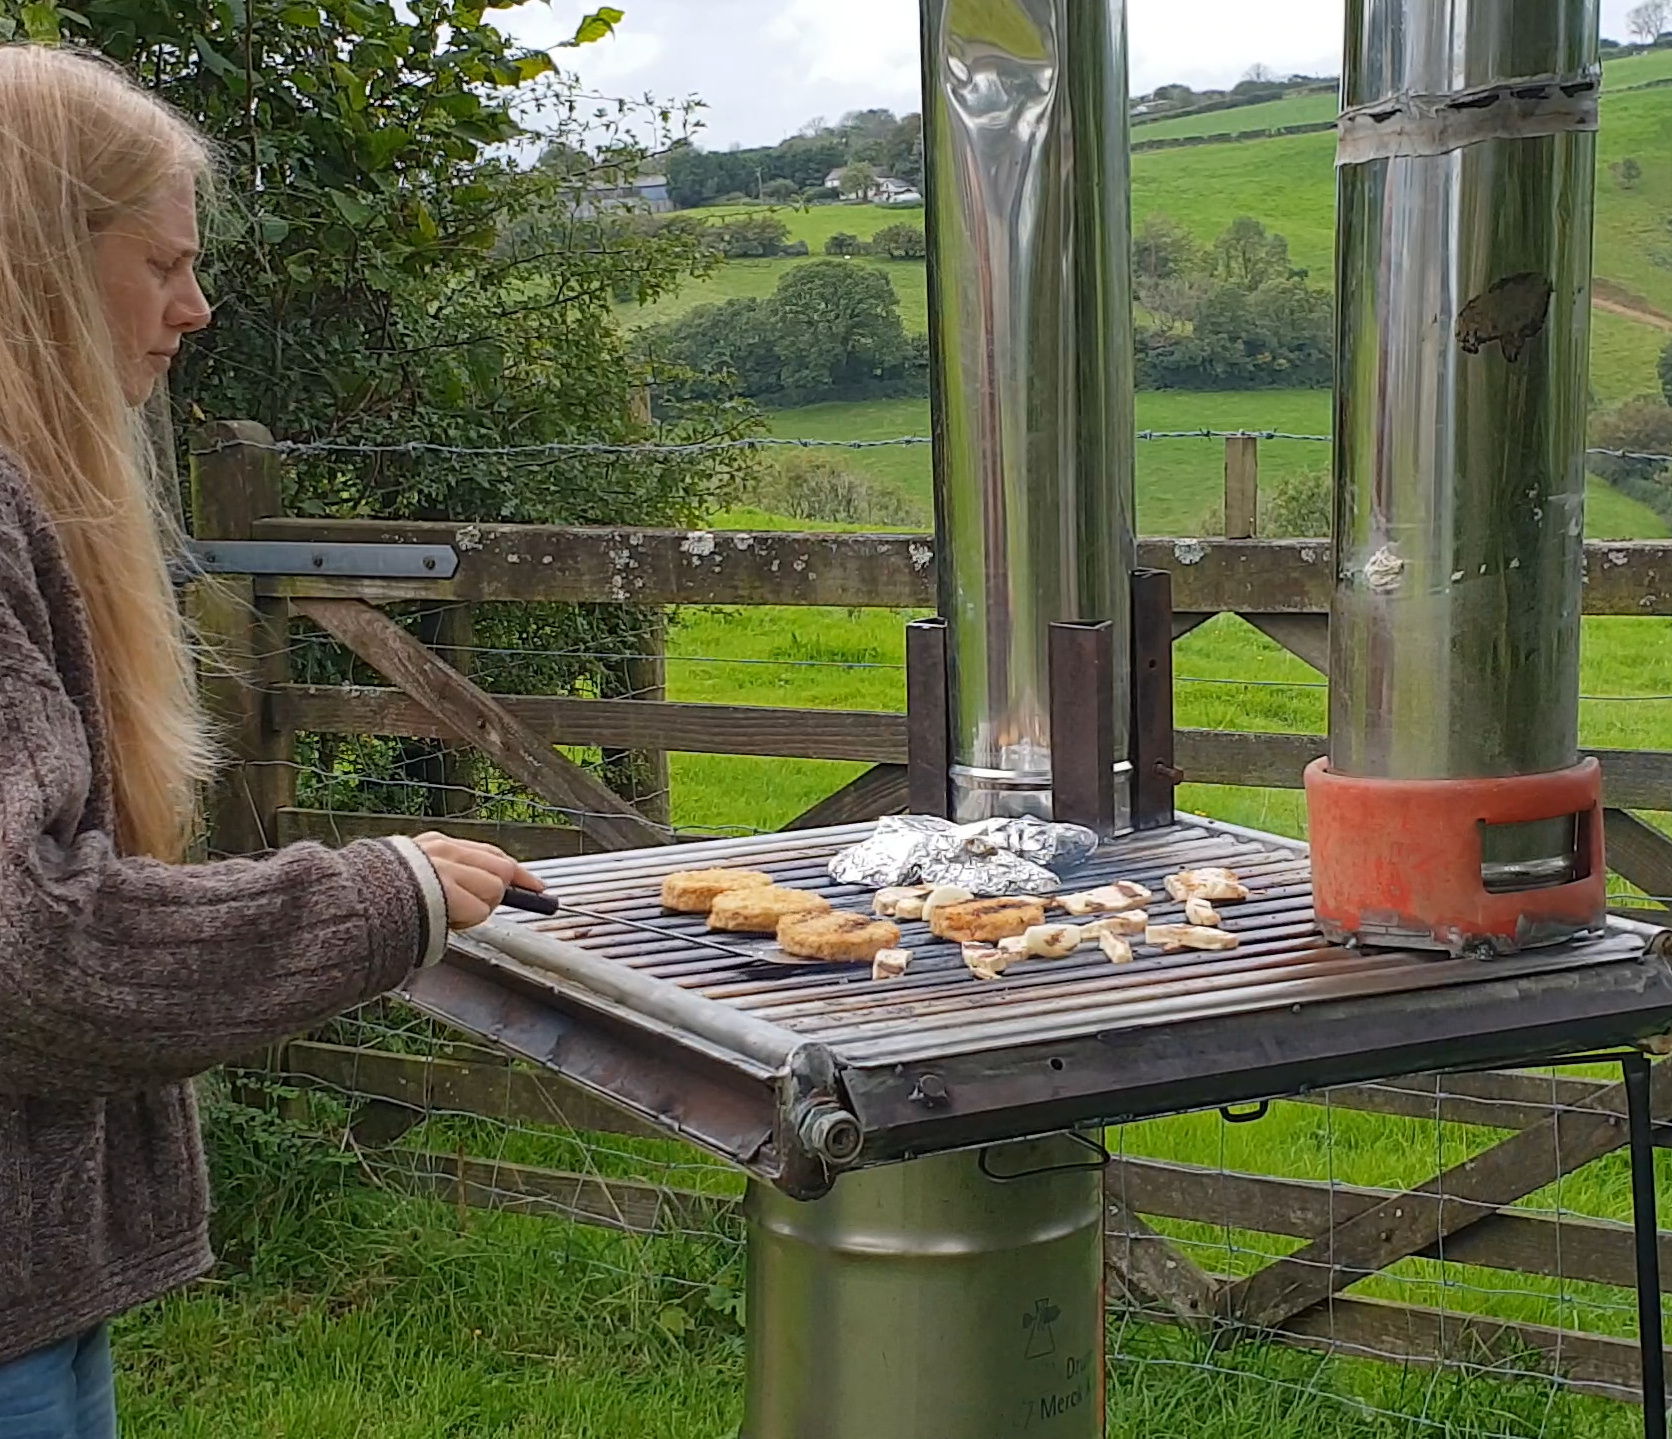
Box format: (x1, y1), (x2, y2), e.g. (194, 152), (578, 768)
(412, 602), (477, 818)
(1225, 434), (1259, 539)
(603, 614), (672, 828)
(190, 420), (294, 856)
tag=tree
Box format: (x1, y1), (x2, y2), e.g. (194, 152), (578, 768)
(1243, 63), (1277, 84)
(707, 215), (791, 258)
(1661, 338), (1672, 406)
(7, 0), (759, 822)
(825, 232), (866, 257)
(1212, 216), (1294, 291)
(761, 178), (799, 203)
(641, 262), (924, 406)
(1133, 214), (1200, 282)
(772, 262), (909, 396)
(1629, 0), (1670, 41)
(839, 161), (879, 200)
(872, 223), (927, 260)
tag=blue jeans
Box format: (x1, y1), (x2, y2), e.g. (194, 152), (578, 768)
(0, 1326), (118, 1439)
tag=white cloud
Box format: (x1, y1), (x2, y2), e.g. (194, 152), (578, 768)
(1129, 0), (1341, 94)
(766, 0), (919, 91)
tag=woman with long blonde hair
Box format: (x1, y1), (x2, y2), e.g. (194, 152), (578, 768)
(0, 44), (544, 1436)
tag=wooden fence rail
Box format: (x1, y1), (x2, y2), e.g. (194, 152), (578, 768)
(189, 423), (1672, 905)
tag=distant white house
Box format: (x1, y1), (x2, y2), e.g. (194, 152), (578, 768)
(824, 168), (921, 205)
(873, 178), (922, 206)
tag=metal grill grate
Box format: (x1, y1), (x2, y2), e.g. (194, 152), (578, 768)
(408, 820), (1672, 1195)
(503, 823), (1637, 1060)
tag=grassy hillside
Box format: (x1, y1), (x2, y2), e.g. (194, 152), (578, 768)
(1133, 90), (1337, 143)
(623, 55), (1672, 403)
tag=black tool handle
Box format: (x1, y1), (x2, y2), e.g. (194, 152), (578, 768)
(499, 886), (561, 917)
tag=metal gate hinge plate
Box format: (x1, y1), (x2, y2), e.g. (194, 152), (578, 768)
(176, 540), (459, 580)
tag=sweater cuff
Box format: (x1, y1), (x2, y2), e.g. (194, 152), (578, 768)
(382, 836), (450, 967)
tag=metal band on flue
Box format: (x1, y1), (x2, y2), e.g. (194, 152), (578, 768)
(1336, 67), (1601, 167)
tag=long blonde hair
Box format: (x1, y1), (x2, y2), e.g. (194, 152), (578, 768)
(0, 44), (215, 861)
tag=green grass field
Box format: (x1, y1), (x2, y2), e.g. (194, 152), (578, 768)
(624, 58), (1672, 404)
(1133, 90), (1338, 143)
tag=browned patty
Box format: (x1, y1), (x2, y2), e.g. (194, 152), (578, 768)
(930, 897), (1047, 944)
(707, 885), (831, 933)
(777, 911), (902, 963)
(661, 868), (775, 914)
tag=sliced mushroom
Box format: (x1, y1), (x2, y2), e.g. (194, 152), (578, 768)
(1164, 868), (1250, 903)
(872, 948), (913, 981)
(922, 885), (977, 927)
(1146, 924), (1240, 953)
(962, 943), (1013, 982)
(1060, 882), (1152, 916)
(1184, 895), (1222, 928)
(1084, 911), (1148, 938)
(1098, 931), (1134, 965)
(873, 886), (931, 918)
(1021, 923), (1083, 959)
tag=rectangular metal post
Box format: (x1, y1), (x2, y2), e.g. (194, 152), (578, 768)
(1049, 622), (1118, 837)
(906, 618), (952, 819)
(1625, 1050), (1668, 1439)
(1131, 569), (1179, 831)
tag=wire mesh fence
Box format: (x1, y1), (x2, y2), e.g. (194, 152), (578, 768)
(233, 1008), (1671, 1437)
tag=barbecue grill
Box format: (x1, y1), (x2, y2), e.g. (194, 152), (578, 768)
(397, 0), (1672, 1435)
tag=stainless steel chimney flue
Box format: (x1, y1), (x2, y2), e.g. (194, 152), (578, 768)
(1310, 0), (1609, 954)
(923, 0), (1138, 824)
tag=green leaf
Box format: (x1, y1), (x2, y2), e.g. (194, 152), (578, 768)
(258, 216), (292, 244)
(655, 1304), (691, 1337)
(559, 6), (623, 46)
(19, 1), (63, 41)
(192, 31), (238, 79)
(327, 189), (374, 226)
(360, 126), (409, 170)
(278, 3), (322, 25)
(515, 52), (555, 82)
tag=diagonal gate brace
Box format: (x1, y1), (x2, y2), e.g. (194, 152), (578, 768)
(1223, 1059), (1672, 1331)
(295, 599), (668, 853)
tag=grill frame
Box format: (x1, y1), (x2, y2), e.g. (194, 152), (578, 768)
(404, 819), (1672, 1199)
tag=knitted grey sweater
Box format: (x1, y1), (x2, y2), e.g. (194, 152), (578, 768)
(0, 453), (438, 1364)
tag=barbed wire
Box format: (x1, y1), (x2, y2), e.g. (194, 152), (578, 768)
(206, 430), (1672, 465)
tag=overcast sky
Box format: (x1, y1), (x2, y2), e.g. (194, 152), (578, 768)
(503, 1), (1647, 151)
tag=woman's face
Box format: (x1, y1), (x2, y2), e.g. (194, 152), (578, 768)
(92, 174), (212, 406)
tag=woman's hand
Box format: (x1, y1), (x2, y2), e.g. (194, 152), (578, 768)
(413, 833), (545, 930)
